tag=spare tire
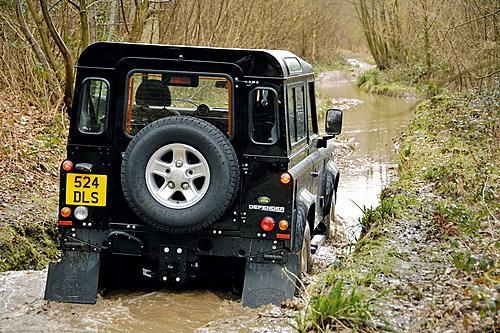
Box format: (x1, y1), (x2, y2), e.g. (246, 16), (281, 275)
(121, 116), (240, 233)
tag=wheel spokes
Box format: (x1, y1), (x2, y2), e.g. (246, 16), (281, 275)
(181, 185), (198, 202)
(150, 159), (171, 177)
(172, 146), (186, 164)
(188, 163), (206, 179)
(157, 184), (175, 201)
(145, 143), (210, 209)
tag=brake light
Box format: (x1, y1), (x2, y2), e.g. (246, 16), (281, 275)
(60, 207), (71, 218)
(62, 160), (73, 172)
(260, 216), (275, 232)
(280, 172), (292, 184)
(278, 219), (289, 231)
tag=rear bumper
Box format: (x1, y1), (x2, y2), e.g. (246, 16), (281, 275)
(58, 227), (291, 262)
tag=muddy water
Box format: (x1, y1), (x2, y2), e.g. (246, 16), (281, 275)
(0, 71), (416, 333)
(317, 71), (417, 241)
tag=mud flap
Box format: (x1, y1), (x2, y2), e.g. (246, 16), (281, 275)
(44, 250), (100, 304)
(241, 253), (299, 308)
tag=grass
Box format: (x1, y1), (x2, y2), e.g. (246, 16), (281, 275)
(299, 83), (499, 331)
(357, 68), (416, 98)
(0, 92), (65, 271)
(0, 217), (58, 271)
(294, 281), (373, 332)
(313, 56), (352, 73)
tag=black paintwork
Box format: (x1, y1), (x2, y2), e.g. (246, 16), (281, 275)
(46, 42), (341, 307)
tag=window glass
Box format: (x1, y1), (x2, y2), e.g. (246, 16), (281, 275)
(126, 72), (231, 136)
(295, 85), (306, 141)
(307, 83), (314, 136)
(284, 57), (302, 74)
(78, 79), (109, 134)
(250, 88), (278, 144)
(287, 86), (296, 142)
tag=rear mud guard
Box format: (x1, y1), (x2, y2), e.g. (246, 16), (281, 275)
(241, 253), (299, 308)
(44, 250), (100, 304)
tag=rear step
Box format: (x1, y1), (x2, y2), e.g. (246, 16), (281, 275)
(310, 234), (326, 254)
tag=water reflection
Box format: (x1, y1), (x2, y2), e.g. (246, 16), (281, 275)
(317, 78), (416, 241)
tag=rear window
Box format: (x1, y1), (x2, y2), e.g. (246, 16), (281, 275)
(125, 72), (232, 136)
(78, 78), (109, 134)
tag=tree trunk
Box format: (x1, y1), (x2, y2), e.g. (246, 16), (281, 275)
(107, 0), (117, 41)
(26, 1), (62, 82)
(79, 0), (90, 50)
(14, 0), (57, 86)
(40, 0), (74, 111)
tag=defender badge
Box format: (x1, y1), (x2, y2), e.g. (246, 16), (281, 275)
(248, 204), (285, 213)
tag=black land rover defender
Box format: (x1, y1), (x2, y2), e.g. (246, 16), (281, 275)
(44, 42), (342, 308)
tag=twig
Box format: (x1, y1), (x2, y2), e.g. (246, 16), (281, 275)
(481, 175), (499, 223)
(446, 9), (500, 32)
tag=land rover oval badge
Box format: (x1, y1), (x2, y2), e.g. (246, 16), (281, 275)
(257, 196), (271, 204)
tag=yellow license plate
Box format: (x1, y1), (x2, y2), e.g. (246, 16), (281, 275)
(66, 174), (107, 206)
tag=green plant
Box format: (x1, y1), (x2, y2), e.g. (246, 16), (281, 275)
(357, 68), (380, 87)
(297, 280), (373, 331)
(354, 197), (397, 235)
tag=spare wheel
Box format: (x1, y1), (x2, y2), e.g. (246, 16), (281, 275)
(121, 116), (240, 233)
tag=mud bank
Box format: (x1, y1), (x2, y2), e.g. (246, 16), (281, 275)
(298, 89), (499, 332)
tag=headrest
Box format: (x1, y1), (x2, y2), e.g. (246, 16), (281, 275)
(135, 80), (171, 107)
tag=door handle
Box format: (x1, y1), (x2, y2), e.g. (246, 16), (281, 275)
(311, 171), (319, 177)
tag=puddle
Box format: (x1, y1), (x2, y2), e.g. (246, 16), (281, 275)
(0, 270), (241, 333)
(317, 77), (417, 241)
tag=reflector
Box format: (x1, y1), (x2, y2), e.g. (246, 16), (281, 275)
(58, 220), (73, 226)
(276, 233), (290, 240)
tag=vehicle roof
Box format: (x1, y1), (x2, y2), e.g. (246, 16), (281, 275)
(77, 42), (313, 78)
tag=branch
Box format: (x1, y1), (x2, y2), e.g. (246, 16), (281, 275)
(446, 9), (499, 32)
(119, 0), (129, 34)
(65, 0), (81, 10)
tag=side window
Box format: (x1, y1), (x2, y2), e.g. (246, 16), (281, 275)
(287, 86), (296, 142)
(295, 85), (306, 141)
(250, 88), (278, 144)
(307, 82), (315, 136)
(78, 79), (109, 134)
(287, 83), (307, 145)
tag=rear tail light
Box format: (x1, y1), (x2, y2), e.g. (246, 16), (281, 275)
(280, 172), (292, 184)
(60, 207), (71, 218)
(62, 160), (73, 172)
(278, 219), (289, 231)
(260, 216), (275, 232)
